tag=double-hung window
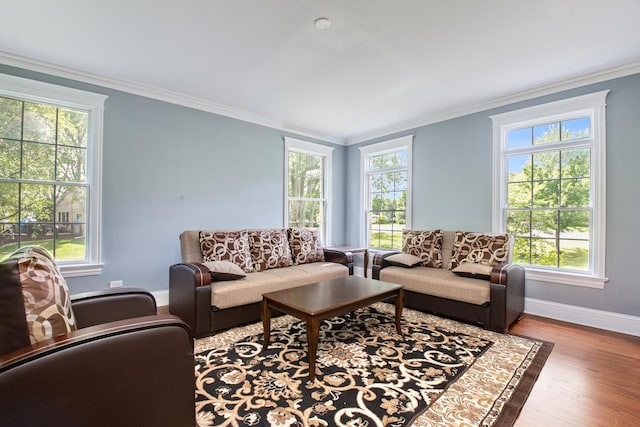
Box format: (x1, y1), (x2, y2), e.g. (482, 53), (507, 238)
(284, 137), (333, 245)
(0, 73), (107, 276)
(491, 91), (608, 288)
(360, 135), (412, 250)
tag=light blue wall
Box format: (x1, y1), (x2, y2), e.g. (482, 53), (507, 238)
(346, 73), (640, 317)
(0, 64), (346, 294)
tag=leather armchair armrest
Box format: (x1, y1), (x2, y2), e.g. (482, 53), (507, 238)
(489, 263), (526, 332)
(169, 263), (213, 337)
(0, 315), (194, 427)
(371, 251), (401, 279)
(71, 287), (158, 329)
(323, 248), (353, 265)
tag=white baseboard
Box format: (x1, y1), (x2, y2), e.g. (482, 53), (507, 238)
(153, 290), (169, 307)
(525, 297), (640, 337)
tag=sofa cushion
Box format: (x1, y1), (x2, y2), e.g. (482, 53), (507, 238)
(452, 262), (492, 280)
(385, 253), (423, 267)
(1, 246), (77, 349)
(402, 229), (443, 268)
(380, 266), (490, 305)
(248, 229), (293, 272)
(288, 228), (325, 265)
(203, 261), (247, 281)
(199, 230), (254, 273)
(210, 262), (348, 309)
(448, 232), (510, 270)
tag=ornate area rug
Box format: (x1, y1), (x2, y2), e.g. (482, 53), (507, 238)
(194, 303), (552, 427)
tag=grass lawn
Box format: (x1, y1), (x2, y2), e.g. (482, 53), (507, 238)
(0, 237), (86, 261)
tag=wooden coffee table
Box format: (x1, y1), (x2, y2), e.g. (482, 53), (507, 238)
(261, 276), (403, 382)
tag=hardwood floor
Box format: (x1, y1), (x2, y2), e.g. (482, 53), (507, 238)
(161, 305), (639, 426)
(510, 314), (640, 427)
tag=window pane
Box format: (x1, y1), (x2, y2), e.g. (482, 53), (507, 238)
(0, 97), (23, 139)
(559, 210), (589, 238)
(561, 148), (590, 179)
(288, 200), (323, 228)
(561, 117), (590, 141)
(56, 146), (87, 182)
(531, 238), (557, 267)
(58, 109), (88, 147)
(0, 139), (21, 178)
(506, 210), (531, 236)
(23, 102), (56, 143)
(512, 237), (531, 264)
(561, 177), (590, 207)
(559, 239), (589, 270)
(533, 122), (560, 145)
(507, 127), (532, 149)
(532, 210), (557, 238)
(533, 152), (560, 180)
(21, 183), (54, 222)
(532, 180), (559, 208)
(507, 182), (532, 208)
(22, 142), (55, 181)
(507, 155), (531, 182)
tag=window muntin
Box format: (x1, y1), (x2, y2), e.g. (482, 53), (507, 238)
(492, 91), (608, 287)
(0, 73), (106, 276)
(360, 135), (412, 250)
(284, 138), (333, 245)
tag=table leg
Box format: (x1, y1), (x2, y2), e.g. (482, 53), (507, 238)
(306, 316), (319, 382)
(262, 298), (271, 350)
(395, 289), (404, 335)
(363, 249), (369, 278)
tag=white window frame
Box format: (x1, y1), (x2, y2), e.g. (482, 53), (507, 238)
(0, 73), (107, 277)
(284, 137), (333, 245)
(490, 91), (609, 288)
(359, 135), (413, 248)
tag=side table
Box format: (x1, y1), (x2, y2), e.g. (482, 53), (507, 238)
(326, 246), (369, 278)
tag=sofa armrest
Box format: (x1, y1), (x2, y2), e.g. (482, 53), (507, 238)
(323, 248), (354, 275)
(0, 315), (194, 426)
(371, 250), (401, 279)
(71, 287), (158, 329)
(489, 263), (525, 332)
(169, 263), (213, 337)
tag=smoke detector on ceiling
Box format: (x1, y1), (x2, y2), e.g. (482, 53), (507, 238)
(314, 17), (332, 30)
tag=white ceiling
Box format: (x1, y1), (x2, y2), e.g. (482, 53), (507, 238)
(1, 1), (639, 144)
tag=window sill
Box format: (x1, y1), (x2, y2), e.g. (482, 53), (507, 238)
(60, 263), (104, 278)
(525, 268), (608, 289)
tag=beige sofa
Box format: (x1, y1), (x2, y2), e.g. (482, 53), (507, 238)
(372, 230), (525, 332)
(169, 228), (353, 337)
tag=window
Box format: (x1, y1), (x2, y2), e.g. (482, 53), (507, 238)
(284, 137), (333, 245)
(491, 91), (608, 288)
(360, 135), (412, 250)
(0, 73), (107, 276)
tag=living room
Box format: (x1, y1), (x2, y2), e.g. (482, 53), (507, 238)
(1, 2), (639, 426)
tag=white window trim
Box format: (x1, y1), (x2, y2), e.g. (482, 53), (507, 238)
(490, 91), (609, 288)
(284, 137), (333, 246)
(359, 135), (413, 248)
(0, 73), (107, 277)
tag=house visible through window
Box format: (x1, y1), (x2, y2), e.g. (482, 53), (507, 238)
(491, 91), (608, 287)
(360, 135), (412, 250)
(0, 73), (106, 276)
(284, 137), (333, 245)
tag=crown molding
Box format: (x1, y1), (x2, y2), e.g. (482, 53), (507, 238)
(0, 50), (345, 145)
(345, 59), (640, 145)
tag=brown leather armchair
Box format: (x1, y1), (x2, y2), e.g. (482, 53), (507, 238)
(0, 265), (195, 427)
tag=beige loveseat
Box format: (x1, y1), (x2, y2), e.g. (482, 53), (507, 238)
(372, 230), (525, 332)
(169, 228), (353, 337)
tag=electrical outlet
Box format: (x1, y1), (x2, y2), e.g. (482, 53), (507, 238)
(109, 280), (123, 288)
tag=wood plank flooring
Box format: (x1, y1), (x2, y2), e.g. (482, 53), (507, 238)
(161, 305), (640, 426)
(509, 314), (640, 427)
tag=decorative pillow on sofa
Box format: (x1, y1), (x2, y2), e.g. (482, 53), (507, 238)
(288, 228), (325, 265)
(385, 253), (423, 268)
(452, 262), (493, 280)
(248, 229), (293, 272)
(199, 230), (254, 273)
(2, 246), (77, 349)
(402, 229), (443, 268)
(447, 231), (510, 270)
(203, 261), (247, 281)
